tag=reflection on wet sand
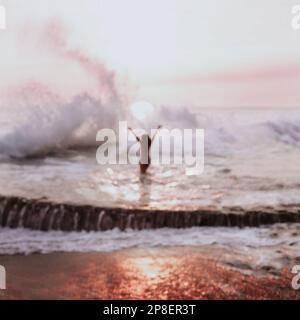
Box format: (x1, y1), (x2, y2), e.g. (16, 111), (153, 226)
(1, 246), (299, 300)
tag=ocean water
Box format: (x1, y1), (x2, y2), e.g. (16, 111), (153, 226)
(0, 105), (299, 210)
(0, 223), (299, 275)
(0, 102), (300, 261)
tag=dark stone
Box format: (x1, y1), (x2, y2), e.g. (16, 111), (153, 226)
(0, 195), (300, 232)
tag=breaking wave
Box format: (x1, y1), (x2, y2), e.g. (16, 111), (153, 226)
(0, 83), (122, 157)
(0, 89), (300, 159)
(1, 19), (299, 158)
(0, 224), (299, 258)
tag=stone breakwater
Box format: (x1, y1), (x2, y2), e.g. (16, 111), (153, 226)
(0, 195), (300, 231)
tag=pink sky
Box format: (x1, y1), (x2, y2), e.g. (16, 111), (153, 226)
(1, 0), (300, 107)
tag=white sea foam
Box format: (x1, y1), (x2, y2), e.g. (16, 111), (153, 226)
(1, 94), (300, 159)
(0, 88), (122, 157)
(0, 224), (299, 256)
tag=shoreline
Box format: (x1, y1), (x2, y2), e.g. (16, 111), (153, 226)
(1, 246), (299, 300)
(1, 195), (300, 232)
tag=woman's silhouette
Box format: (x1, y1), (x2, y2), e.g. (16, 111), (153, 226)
(129, 125), (162, 174)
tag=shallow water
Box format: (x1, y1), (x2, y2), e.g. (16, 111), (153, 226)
(0, 145), (299, 210)
(0, 108), (300, 273)
(0, 224), (299, 276)
(1, 108), (300, 210)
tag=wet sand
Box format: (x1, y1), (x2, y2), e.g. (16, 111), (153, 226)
(1, 246), (299, 300)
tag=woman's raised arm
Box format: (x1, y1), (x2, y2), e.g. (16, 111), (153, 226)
(152, 125), (162, 141)
(128, 127), (140, 142)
